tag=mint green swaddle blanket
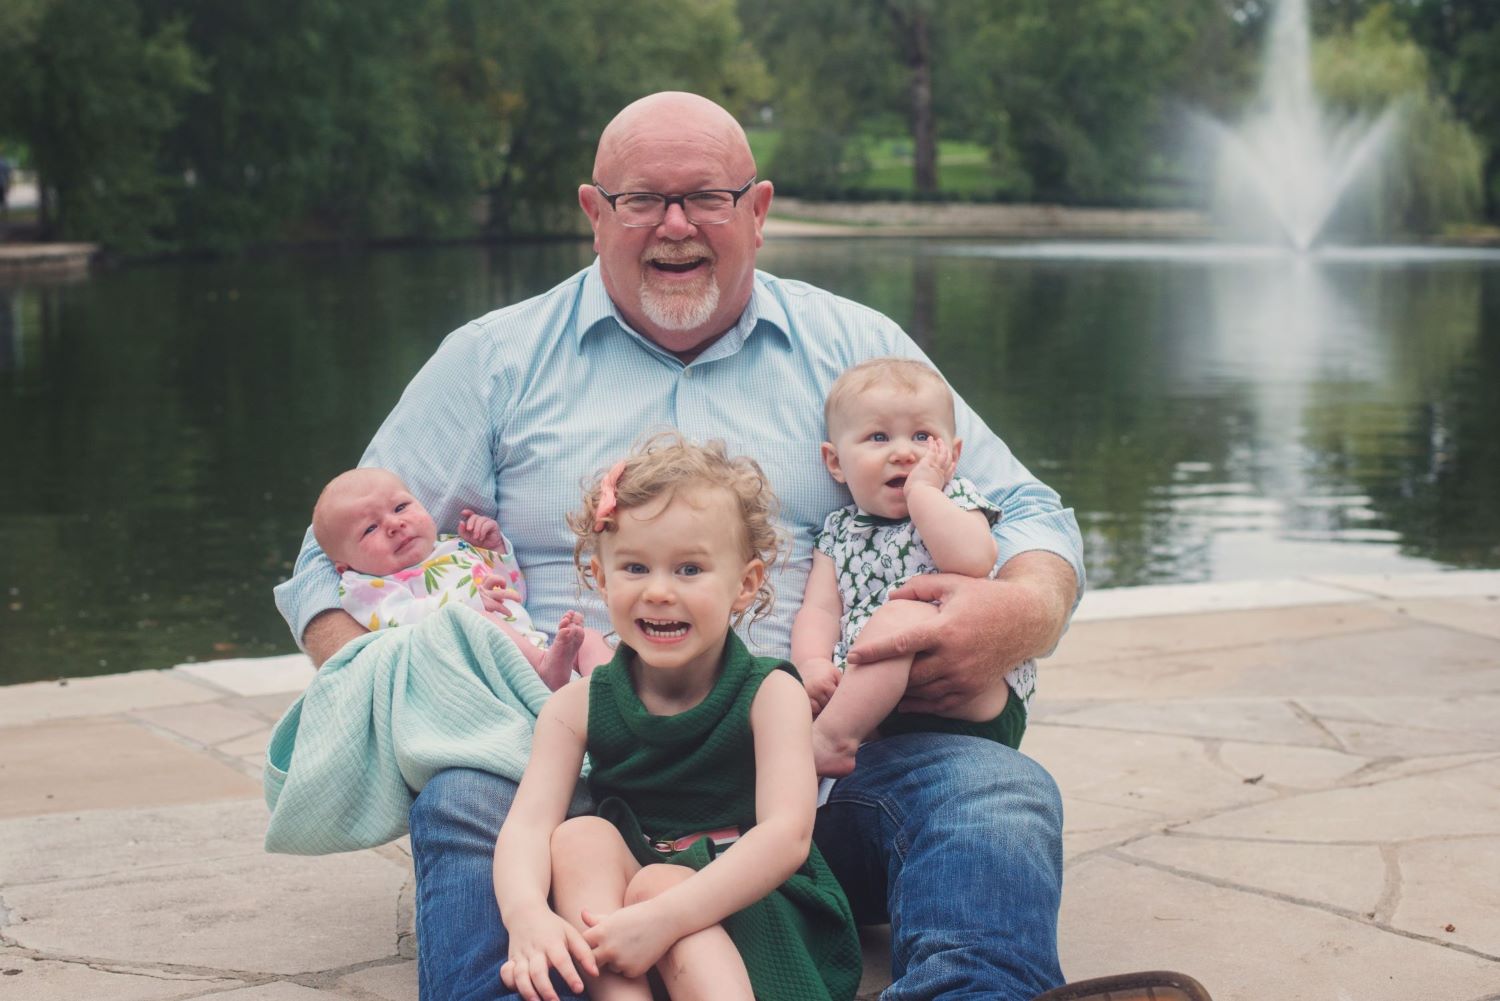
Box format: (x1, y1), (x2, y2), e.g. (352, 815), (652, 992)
(263, 603), (575, 854)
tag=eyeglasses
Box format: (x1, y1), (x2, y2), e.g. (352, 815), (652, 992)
(592, 177), (756, 228)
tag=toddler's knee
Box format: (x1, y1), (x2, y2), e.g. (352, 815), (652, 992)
(550, 815), (619, 856)
(623, 863), (690, 905)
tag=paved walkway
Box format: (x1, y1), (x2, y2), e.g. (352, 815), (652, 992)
(2, 571), (1497, 1000)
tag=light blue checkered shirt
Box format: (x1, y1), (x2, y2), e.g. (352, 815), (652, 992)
(275, 262), (1084, 690)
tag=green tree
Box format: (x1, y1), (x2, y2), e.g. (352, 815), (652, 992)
(1315, 3), (1484, 235)
(0, 0), (204, 249)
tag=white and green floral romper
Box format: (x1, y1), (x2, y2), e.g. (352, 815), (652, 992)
(814, 476), (1037, 706)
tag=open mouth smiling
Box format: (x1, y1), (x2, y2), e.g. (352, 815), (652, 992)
(638, 618), (689, 639)
(649, 258), (708, 274)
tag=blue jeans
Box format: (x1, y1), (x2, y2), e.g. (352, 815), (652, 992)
(410, 735), (1064, 1000)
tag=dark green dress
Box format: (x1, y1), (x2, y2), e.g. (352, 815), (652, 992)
(586, 633), (861, 1001)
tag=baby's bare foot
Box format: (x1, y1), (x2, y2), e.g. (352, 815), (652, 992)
(536, 611), (586, 691)
(811, 727), (858, 779)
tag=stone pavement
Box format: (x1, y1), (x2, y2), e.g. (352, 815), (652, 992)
(2, 571), (1497, 1001)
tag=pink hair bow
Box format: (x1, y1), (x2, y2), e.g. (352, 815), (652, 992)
(593, 460), (628, 532)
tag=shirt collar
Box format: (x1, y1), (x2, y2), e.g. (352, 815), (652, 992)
(574, 260), (792, 360)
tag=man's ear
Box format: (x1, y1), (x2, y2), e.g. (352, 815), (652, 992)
(750, 179), (774, 249)
(733, 559), (766, 614)
(820, 441), (846, 484)
(578, 184), (603, 253)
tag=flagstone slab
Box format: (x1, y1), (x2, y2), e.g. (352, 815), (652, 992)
(1030, 725), (1280, 820)
(1387, 597), (1500, 640)
(216, 727), (275, 759)
(3, 851), (407, 975)
(1316, 714), (1500, 758)
(0, 672), (219, 728)
(1390, 837), (1500, 955)
(208, 985), (335, 1000)
(0, 955), (242, 1000)
(1213, 741), (1370, 790)
(172, 655), (314, 697)
(1119, 835), (1388, 915)
(1356, 752), (1500, 785)
(1049, 601), (1404, 667)
(1038, 698), (1335, 748)
(1060, 855), (1500, 1001)
(1297, 694), (1500, 742)
(0, 800), (271, 885)
(1181, 760), (1500, 842)
(1310, 571), (1500, 600)
(131, 702), (271, 748)
(0, 720), (259, 819)
(1059, 623), (1500, 702)
(1073, 579), (1365, 622)
(335, 960), (418, 1000)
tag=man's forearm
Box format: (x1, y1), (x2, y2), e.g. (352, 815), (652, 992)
(302, 609), (368, 668)
(994, 550), (1077, 662)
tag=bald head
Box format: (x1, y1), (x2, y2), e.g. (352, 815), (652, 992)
(593, 92), (756, 187)
(313, 467), (440, 575)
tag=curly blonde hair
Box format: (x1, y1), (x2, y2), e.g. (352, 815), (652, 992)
(569, 431), (783, 624)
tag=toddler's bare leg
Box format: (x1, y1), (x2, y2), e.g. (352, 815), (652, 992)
(535, 611), (587, 691)
(623, 864), (754, 1001)
(550, 816), (651, 1000)
(812, 598), (939, 777)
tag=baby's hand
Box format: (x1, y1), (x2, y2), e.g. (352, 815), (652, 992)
(904, 436), (955, 495)
(801, 659), (841, 717)
(458, 508), (504, 551)
(475, 566), (522, 612)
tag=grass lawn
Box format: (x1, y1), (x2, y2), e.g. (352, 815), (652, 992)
(747, 128), (1013, 198)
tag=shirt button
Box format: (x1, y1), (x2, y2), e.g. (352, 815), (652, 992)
(682, 367), (693, 379)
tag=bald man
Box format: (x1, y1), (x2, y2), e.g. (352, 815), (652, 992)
(276, 92), (1082, 1000)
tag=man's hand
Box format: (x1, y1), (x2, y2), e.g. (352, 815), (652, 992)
(845, 552), (1076, 719)
(903, 435), (956, 497)
(799, 659), (841, 717)
(580, 902), (679, 979)
(458, 508), (504, 551)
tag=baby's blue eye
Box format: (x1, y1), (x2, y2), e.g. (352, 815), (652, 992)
(395, 502), (409, 512)
(623, 562), (648, 575)
(362, 525), (377, 537)
(914, 432), (932, 442)
(870, 432), (889, 442)
(678, 564), (702, 577)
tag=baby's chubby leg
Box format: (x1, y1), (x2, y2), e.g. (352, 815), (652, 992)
(812, 597), (938, 778)
(534, 611), (616, 690)
(483, 612), (549, 671)
(549, 817), (651, 1001)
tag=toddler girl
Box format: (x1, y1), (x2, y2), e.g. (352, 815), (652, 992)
(792, 357), (1026, 777)
(312, 467), (611, 689)
(491, 433), (859, 1001)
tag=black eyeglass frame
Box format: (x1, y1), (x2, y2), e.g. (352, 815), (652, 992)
(591, 176), (757, 227)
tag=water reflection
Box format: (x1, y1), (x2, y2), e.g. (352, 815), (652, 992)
(1, 240), (1496, 683)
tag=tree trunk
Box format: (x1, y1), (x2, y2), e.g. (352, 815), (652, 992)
(887, 2), (938, 196)
(908, 9), (937, 195)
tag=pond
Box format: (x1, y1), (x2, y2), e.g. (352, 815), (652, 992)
(3, 238), (1498, 684)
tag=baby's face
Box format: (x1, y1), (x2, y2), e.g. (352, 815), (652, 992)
(822, 381), (956, 519)
(320, 472), (439, 576)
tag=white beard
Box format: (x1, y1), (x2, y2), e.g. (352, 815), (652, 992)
(638, 271), (720, 331)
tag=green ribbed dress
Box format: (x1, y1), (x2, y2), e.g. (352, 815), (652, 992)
(586, 633), (861, 1001)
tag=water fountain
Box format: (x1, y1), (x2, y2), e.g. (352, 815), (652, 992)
(1207, 0), (1397, 249)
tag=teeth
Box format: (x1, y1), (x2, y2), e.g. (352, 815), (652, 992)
(639, 619), (688, 638)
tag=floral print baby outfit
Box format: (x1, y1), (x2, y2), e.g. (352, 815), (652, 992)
(814, 476), (1036, 707)
(337, 534), (548, 652)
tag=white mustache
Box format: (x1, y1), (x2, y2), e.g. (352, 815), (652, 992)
(643, 242), (715, 265)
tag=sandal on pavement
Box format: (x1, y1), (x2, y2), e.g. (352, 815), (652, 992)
(1032, 969), (1213, 1001)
